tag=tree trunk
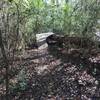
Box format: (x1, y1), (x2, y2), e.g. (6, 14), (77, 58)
(0, 29), (9, 100)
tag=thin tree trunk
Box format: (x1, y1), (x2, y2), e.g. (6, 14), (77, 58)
(12, 3), (20, 60)
(0, 29), (9, 100)
(16, 3), (19, 39)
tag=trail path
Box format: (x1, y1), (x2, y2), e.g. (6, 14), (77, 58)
(15, 33), (99, 99)
(0, 33), (100, 100)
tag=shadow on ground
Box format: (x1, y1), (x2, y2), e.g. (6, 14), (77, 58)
(0, 46), (100, 100)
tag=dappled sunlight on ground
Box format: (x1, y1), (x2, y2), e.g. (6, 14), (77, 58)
(0, 44), (100, 99)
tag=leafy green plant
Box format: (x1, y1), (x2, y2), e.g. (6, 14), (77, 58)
(10, 68), (27, 93)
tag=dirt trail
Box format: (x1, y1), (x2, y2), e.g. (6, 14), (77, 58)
(13, 43), (99, 100)
(0, 33), (100, 100)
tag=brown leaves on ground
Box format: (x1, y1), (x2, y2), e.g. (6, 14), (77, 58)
(0, 47), (100, 100)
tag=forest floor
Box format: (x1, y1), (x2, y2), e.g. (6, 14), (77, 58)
(0, 44), (100, 100)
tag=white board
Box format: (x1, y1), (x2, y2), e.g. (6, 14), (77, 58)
(36, 32), (54, 49)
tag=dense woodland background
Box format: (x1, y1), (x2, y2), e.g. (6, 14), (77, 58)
(0, 0), (100, 100)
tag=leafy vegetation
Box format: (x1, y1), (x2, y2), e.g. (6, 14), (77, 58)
(0, 0), (100, 99)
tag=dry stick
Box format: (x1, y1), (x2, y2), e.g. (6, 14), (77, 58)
(0, 29), (9, 100)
